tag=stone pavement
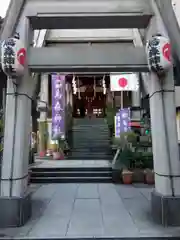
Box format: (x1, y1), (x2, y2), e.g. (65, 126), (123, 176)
(33, 159), (111, 168)
(1, 183), (180, 239)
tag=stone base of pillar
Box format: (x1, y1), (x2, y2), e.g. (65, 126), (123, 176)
(151, 190), (180, 226)
(0, 193), (31, 227)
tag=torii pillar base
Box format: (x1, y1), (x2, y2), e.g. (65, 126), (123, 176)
(152, 191), (180, 226)
(0, 194), (31, 228)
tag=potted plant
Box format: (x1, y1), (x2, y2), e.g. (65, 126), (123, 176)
(65, 103), (73, 149)
(125, 131), (138, 147)
(38, 121), (48, 157)
(132, 151), (145, 183)
(112, 133), (134, 183)
(52, 138), (65, 160)
(144, 168), (154, 185)
(112, 134), (128, 183)
(105, 104), (116, 139)
(122, 169), (133, 184)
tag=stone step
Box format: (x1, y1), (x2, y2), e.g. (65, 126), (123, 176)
(72, 144), (110, 147)
(72, 128), (109, 131)
(30, 176), (112, 184)
(31, 167), (112, 172)
(30, 166), (112, 183)
(67, 156), (112, 160)
(31, 171), (112, 178)
(72, 144), (111, 149)
(70, 149), (112, 153)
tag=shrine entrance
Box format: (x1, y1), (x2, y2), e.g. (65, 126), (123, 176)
(72, 75), (108, 118)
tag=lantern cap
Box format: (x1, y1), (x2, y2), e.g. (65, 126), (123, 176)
(14, 32), (20, 39)
(152, 33), (162, 37)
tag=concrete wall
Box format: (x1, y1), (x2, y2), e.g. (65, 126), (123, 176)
(172, 0), (180, 25)
(171, 1), (180, 107)
(46, 29), (135, 41)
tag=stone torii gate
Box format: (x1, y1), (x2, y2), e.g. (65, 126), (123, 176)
(0, 0), (180, 227)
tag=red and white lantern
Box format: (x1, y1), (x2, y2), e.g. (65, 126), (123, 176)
(1, 32), (26, 78)
(146, 34), (172, 75)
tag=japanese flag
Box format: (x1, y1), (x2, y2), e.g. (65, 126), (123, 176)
(110, 73), (139, 92)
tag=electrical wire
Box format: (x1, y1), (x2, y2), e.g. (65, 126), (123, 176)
(147, 89), (175, 99)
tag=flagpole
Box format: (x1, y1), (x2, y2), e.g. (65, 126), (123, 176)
(121, 91), (123, 109)
(94, 76), (96, 99)
(78, 77), (80, 99)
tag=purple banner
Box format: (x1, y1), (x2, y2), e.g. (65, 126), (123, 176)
(115, 108), (131, 137)
(51, 74), (66, 140)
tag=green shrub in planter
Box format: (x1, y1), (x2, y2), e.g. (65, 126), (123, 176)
(141, 152), (154, 169)
(114, 147), (134, 169)
(125, 131), (138, 145)
(112, 147), (134, 183)
(105, 104), (116, 137)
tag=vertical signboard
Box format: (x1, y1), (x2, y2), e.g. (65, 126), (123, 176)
(115, 108), (131, 137)
(51, 74), (65, 140)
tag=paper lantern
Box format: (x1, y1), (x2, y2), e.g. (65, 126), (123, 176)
(146, 34), (172, 75)
(1, 32), (26, 78)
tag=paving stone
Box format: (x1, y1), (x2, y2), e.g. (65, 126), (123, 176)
(28, 216), (69, 238)
(115, 185), (142, 199)
(138, 186), (153, 201)
(77, 184), (99, 199)
(67, 199), (103, 236)
(2, 183), (180, 238)
(32, 184), (57, 200)
(43, 198), (74, 217)
(52, 183), (79, 199)
(122, 196), (161, 231)
(31, 199), (50, 220)
(99, 184), (138, 236)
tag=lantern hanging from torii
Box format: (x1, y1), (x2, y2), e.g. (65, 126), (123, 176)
(146, 34), (172, 76)
(1, 32), (26, 79)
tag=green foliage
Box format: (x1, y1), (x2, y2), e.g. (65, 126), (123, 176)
(105, 104), (116, 128)
(57, 137), (70, 152)
(112, 131), (138, 150)
(116, 148), (134, 169)
(124, 131), (138, 144)
(57, 138), (65, 151)
(141, 152), (154, 169)
(39, 121), (48, 150)
(65, 103), (73, 133)
(0, 119), (3, 131)
(115, 150), (153, 170)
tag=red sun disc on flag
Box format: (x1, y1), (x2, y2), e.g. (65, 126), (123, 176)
(118, 78), (128, 88)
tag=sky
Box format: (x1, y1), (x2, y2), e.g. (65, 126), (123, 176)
(0, 0), (10, 18)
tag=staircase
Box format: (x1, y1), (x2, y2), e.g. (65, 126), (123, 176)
(30, 118), (113, 183)
(30, 166), (112, 183)
(68, 118), (112, 160)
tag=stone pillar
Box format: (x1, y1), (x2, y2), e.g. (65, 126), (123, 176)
(148, 0), (180, 226)
(38, 74), (49, 155)
(150, 69), (180, 226)
(0, 18), (33, 227)
(131, 90), (141, 120)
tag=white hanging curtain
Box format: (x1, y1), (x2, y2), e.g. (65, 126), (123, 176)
(94, 76), (96, 98)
